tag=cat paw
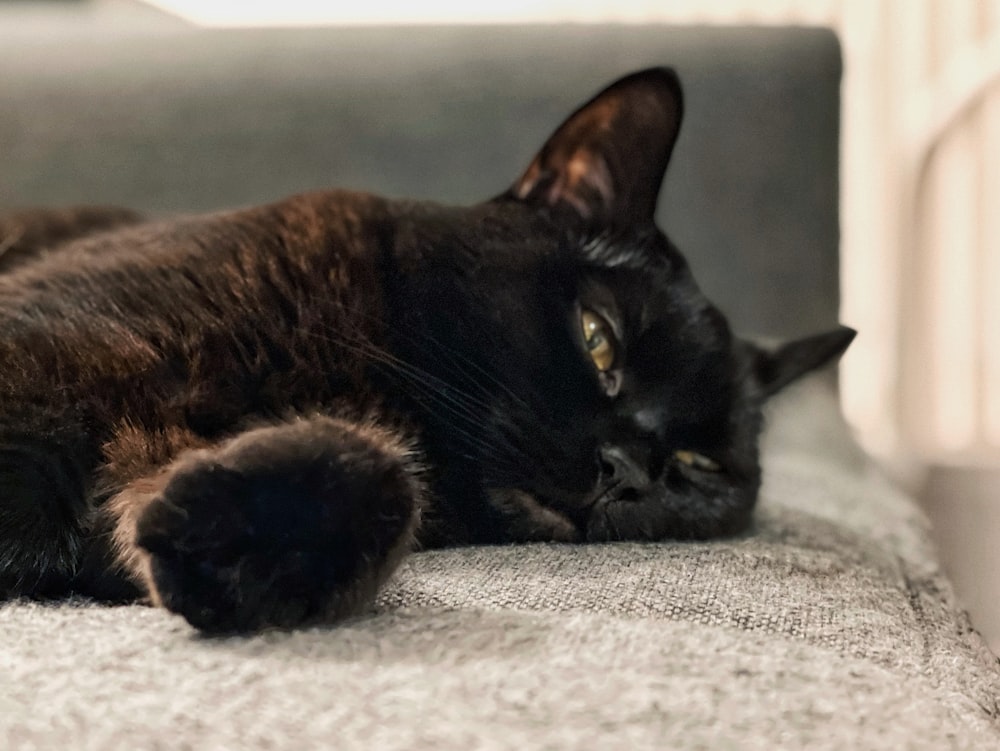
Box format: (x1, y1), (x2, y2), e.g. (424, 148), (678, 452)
(133, 418), (423, 633)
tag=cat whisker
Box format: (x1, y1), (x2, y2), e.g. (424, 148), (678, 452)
(311, 325), (498, 419)
(412, 328), (531, 411)
(307, 302), (526, 414)
(303, 322), (559, 484)
(306, 335), (519, 465)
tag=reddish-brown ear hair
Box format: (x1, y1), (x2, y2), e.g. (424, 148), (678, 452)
(510, 68), (683, 229)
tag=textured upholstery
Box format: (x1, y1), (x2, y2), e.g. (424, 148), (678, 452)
(4, 382), (1000, 749)
(3, 3), (999, 749)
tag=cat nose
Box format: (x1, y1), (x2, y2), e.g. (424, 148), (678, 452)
(597, 444), (652, 494)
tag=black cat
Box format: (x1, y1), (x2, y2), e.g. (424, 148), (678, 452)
(0, 68), (853, 632)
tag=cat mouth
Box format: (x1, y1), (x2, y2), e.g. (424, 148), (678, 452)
(586, 479), (638, 506)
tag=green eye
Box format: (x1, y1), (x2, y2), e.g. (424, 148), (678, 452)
(580, 309), (616, 372)
(674, 450), (721, 472)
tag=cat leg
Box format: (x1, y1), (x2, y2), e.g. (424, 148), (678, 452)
(0, 411), (101, 598)
(104, 415), (424, 633)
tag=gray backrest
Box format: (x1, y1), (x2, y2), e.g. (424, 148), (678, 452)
(0, 9), (842, 341)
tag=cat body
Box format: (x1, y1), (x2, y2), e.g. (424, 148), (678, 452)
(0, 69), (853, 631)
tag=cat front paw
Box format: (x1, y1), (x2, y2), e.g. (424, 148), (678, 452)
(134, 417), (423, 633)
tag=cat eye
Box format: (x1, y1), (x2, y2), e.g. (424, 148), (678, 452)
(674, 450), (721, 472)
(580, 309), (617, 372)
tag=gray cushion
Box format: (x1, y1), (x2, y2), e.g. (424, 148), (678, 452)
(3, 380), (1000, 749)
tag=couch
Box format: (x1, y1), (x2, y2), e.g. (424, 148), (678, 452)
(2, 2), (999, 748)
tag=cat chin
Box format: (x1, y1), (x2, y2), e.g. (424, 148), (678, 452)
(486, 489), (581, 543)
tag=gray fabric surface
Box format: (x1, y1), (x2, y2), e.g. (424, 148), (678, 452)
(0, 3), (841, 340)
(3, 380), (1000, 750)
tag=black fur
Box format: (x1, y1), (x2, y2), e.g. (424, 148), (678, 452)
(0, 68), (854, 632)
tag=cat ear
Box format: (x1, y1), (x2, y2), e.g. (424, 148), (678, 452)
(749, 326), (856, 399)
(509, 68), (683, 228)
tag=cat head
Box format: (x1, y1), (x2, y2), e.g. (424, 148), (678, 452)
(387, 68), (854, 543)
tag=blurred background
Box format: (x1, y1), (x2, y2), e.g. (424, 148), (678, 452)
(6, 0), (1000, 648)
